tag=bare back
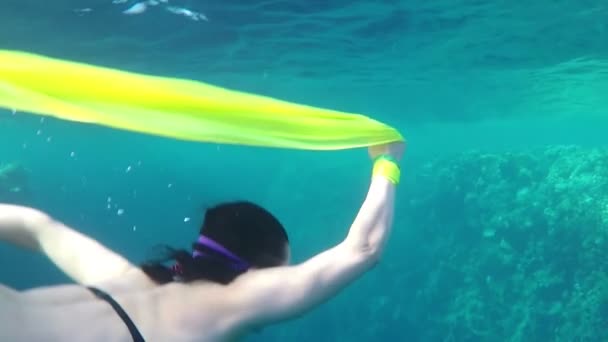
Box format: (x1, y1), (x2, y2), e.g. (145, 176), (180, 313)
(0, 276), (252, 342)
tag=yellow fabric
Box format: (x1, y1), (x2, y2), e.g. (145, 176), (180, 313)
(0, 50), (404, 150)
(372, 157), (401, 185)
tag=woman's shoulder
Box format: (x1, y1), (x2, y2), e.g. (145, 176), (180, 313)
(13, 268), (155, 306)
(95, 267), (160, 293)
(18, 283), (92, 305)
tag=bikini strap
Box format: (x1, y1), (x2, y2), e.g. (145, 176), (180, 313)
(87, 286), (146, 342)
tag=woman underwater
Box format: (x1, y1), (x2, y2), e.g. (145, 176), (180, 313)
(0, 141), (404, 341)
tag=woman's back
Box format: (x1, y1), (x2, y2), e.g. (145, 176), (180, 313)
(2, 283), (136, 342)
(2, 279), (248, 342)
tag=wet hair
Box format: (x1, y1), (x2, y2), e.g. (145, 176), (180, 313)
(141, 201), (289, 285)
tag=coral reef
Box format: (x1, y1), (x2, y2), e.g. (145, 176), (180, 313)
(403, 145), (608, 341)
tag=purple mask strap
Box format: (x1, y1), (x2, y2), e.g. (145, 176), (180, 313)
(194, 235), (250, 271)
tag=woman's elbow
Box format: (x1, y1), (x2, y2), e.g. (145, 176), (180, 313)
(352, 244), (383, 272)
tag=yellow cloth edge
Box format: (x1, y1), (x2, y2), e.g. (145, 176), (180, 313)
(0, 50), (405, 150)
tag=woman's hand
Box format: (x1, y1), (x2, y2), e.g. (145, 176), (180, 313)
(368, 141), (405, 162)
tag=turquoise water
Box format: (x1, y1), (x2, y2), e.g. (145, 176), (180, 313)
(2, 1), (608, 341)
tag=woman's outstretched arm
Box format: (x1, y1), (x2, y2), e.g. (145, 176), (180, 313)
(0, 204), (141, 285)
(224, 142), (405, 329)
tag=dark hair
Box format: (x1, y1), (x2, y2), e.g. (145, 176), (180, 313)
(141, 201), (289, 285)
